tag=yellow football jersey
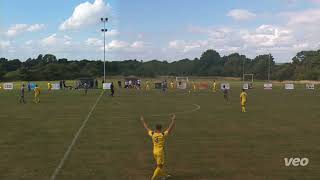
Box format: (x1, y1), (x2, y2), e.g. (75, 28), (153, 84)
(170, 82), (174, 88)
(34, 87), (40, 95)
(148, 130), (168, 154)
(240, 92), (247, 102)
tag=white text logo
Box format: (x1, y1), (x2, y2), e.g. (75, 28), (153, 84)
(284, 158), (309, 167)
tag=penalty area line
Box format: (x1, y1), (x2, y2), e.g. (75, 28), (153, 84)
(50, 91), (104, 180)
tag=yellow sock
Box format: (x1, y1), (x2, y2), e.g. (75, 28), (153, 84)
(151, 167), (161, 180)
(242, 106), (246, 112)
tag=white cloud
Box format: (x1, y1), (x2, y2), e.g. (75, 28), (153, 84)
(242, 24), (294, 47)
(130, 41), (145, 49)
(25, 40), (34, 45)
(6, 24), (28, 37)
(96, 39), (148, 52)
(59, 0), (111, 30)
(86, 37), (103, 46)
(169, 40), (208, 53)
(107, 40), (129, 49)
(41, 34), (58, 46)
(6, 24), (45, 37)
(41, 34), (73, 46)
(106, 29), (119, 37)
(227, 9), (256, 21)
(27, 24), (45, 32)
(0, 40), (11, 49)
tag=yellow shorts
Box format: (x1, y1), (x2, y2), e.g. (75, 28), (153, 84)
(241, 101), (246, 106)
(153, 152), (165, 165)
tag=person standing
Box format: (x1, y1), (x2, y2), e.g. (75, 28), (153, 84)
(110, 82), (115, 97)
(170, 81), (174, 89)
(117, 80), (122, 88)
(19, 84), (26, 104)
(240, 89), (248, 112)
(27, 82), (31, 92)
(222, 85), (229, 102)
(84, 82), (88, 95)
(60, 80), (63, 90)
(146, 80), (150, 91)
(95, 79), (98, 89)
(212, 80), (217, 92)
(34, 85), (40, 103)
(162, 80), (167, 93)
(48, 82), (52, 92)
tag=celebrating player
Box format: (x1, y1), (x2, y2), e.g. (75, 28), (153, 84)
(140, 114), (176, 180)
(34, 84), (40, 103)
(240, 89), (248, 112)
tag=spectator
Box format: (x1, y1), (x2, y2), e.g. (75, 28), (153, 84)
(95, 79), (98, 88)
(110, 82), (115, 97)
(27, 82), (31, 92)
(60, 80), (63, 90)
(118, 81), (122, 88)
(19, 84), (26, 104)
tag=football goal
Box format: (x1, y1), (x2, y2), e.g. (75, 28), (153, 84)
(243, 74), (254, 83)
(176, 77), (189, 89)
(243, 74), (254, 89)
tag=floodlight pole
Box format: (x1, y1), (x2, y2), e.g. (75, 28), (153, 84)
(242, 58), (245, 83)
(268, 53), (271, 82)
(101, 17), (108, 82)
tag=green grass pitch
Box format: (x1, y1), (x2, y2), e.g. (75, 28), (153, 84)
(0, 81), (320, 180)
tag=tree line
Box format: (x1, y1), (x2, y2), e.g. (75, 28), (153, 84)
(1, 49), (320, 81)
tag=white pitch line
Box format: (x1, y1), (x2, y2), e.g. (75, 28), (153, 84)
(50, 91), (104, 180)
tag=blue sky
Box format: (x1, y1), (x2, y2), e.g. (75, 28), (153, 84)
(1, 0), (320, 62)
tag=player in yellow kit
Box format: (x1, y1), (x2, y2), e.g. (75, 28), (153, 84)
(212, 80), (217, 92)
(140, 114), (176, 180)
(34, 85), (41, 103)
(240, 89), (248, 112)
(170, 81), (174, 89)
(146, 81), (150, 91)
(47, 82), (52, 92)
(192, 82), (197, 92)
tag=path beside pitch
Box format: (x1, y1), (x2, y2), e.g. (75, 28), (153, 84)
(50, 91), (104, 180)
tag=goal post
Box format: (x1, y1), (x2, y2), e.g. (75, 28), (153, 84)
(243, 74), (254, 83)
(242, 74), (254, 89)
(175, 77), (189, 89)
(175, 77), (189, 82)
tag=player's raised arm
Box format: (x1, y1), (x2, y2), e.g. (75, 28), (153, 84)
(166, 114), (176, 134)
(140, 115), (151, 132)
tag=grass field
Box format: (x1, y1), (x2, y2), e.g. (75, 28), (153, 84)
(1, 80), (320, 180)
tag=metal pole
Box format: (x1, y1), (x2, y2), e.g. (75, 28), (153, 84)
(103, 20), (106, 83)
(242, 58), (245, 83)
(268, 54), (271, 81)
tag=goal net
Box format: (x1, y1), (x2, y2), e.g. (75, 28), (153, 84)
(243, 74), (254, 82)
(176, 77), (189, 89)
